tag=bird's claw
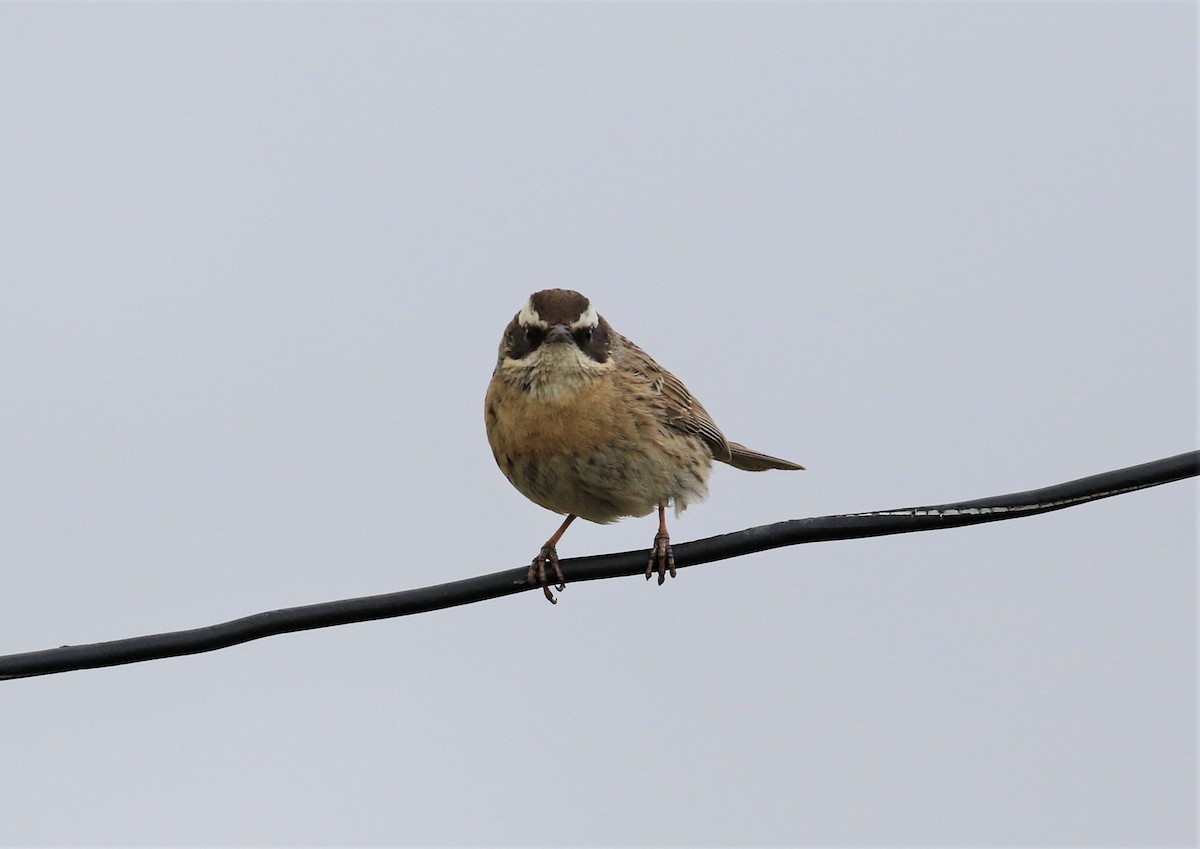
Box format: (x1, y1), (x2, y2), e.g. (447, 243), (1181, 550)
(529, 544), (567, 604)
(646, 530), (676, 585)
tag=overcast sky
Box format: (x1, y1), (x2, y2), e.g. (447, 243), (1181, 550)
(1, 2), (1195, 846)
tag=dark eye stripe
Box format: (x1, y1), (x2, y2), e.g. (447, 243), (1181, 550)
(576, 324), (609, 363)
(501, 314), (610, 364)
(507, 325), (543, 359)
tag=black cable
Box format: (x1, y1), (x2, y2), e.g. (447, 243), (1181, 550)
(2, 450), (1195, 681)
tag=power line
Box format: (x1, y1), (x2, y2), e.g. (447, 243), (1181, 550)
(1, 450), (1195, 681)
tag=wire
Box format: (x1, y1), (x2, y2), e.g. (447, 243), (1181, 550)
(2, 450), (1195, 681)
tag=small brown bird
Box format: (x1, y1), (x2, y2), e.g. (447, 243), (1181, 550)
(485, 289), (803, 602)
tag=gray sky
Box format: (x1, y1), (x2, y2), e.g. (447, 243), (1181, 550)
(1, 3), (1195, 845)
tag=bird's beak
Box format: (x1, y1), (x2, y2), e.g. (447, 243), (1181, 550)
(545, 324), (573, 344)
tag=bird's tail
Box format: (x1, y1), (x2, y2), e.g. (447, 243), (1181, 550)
(725, 442), (805, 472)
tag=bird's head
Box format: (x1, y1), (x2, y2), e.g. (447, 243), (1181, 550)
(496, 289), (615, 398)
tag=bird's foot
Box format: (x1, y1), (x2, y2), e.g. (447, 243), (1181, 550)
(529, 544), (567, 604)
(646, 530), (676, 585)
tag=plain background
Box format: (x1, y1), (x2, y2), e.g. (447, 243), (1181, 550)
(1, 2), (1195, 846)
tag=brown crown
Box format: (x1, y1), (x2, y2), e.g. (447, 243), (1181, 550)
(528, 289), (591, 326)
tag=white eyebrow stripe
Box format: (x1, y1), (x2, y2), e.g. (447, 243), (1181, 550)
(517, 299), (548, 328)
(570, 304), (598, 330)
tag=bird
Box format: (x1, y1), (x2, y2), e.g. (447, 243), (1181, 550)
(484, 288), (803, 602)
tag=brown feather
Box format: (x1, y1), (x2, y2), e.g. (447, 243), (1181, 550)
(615, 334), (734, 463)
(725, 442), (805, 472)
(613, 334), (803, 471)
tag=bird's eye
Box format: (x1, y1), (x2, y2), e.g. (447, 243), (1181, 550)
(577, 327), (593, 344)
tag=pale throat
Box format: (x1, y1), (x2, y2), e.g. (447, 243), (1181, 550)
(501, 345), (611, 402)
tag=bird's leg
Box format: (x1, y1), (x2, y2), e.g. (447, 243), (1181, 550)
(530, 514), (576, 604)
(646, 501), (677, 585)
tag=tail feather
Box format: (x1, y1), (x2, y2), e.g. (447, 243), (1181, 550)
(725, 442), (805, 472)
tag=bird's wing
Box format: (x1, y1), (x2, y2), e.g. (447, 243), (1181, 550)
(617, 334), (733, 463)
